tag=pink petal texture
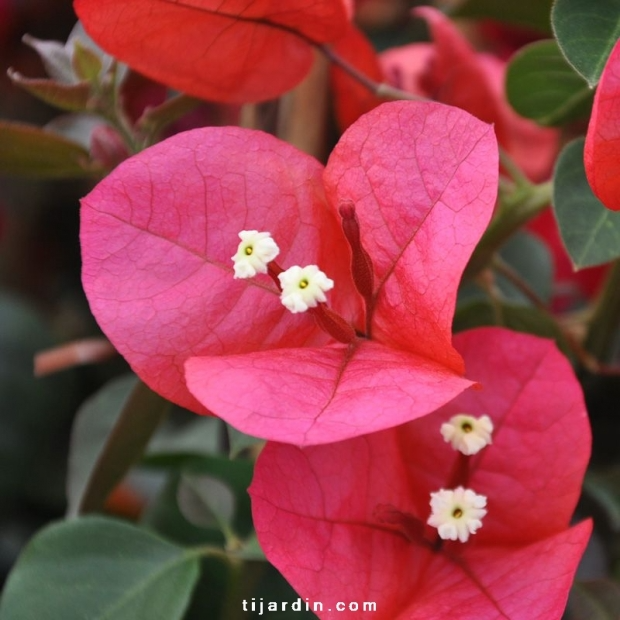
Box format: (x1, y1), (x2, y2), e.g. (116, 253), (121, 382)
(82, 101), (498, 444)
(250, 327), (592, 618)
(185, 340), (471, 445)
(584, 38), (620, 211)
(81, 127), (359, 413)
(74, 0), (348, 103)
(380, 7), (558, 182)
(324, 101), (497, 370)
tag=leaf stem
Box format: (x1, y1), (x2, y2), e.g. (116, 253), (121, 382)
(492, 256), (620, 375)
(464, 180), (553, 280)
(499, 147), (529, 188)
(317, 43), (420, 101)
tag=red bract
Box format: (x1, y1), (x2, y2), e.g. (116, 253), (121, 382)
(391, 7), (558, 182)
(73, 0), (348, 103)
(334, 6), (558, 182)
(81, 101), (498, 445)
(250, 327), (592, 618)
(584, 38), (620, 211)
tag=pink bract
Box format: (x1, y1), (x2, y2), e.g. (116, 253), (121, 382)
(250, 327), (592, 618)
(81, 101), (498, 445)
(584, 38), (620, 211)
(333, 5), (558, 182)
(383, 6), (558, 182)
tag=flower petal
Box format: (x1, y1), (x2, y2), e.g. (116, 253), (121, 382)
(81, 126), (359, 413)
(75, 0), (348, 103)
(324, 101), (498, 371)
(250, 327), (591, 616)
(584, 38), (620, 211)
(185, 339), (472, 445)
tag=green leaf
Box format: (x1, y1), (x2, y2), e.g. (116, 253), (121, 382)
(226, 424), (264, 459)
(0, 121), (99, 178)
(7, 69), (90, 111)
(177, 473), (236, 531)
(584, 469), (620, 532)
(552, 0), (620, 87)
(453, 299), (569, 354)
(232, 533), (267, 562)
(565, 580), (620, 620)
(142, 472), (226, 547)
(72, 39), (103, 82)
(146, 454), (255, 542)
(67, 375), (170, 516)
(0, 517), (200, 620)
(0, 291), (77, 507)
(506, 40), (593, 126)
(496, 232), (553, 305)
(552, 138), (620, 268)
(451, 0), (553, 33)
(147, 416), (220, 458)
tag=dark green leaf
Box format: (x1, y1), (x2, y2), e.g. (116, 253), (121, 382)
(147, 416), (220, 458)
(0, 121), (100, 178)
(565, 580), (620, 620)
(232, 533), (267, 562)
(552, 138), (620, 268)
(142, 472), (226, 547)
(144, 454), (254, 542)
(0, 291), (77, 507)
(506, 40), (593, 126)
(497, 231), (553, 305)
(584, 469), (620, 532)
(451, 0), (553, 33)
(177, 473), (236, 530)
(0, 517), (200, 620)
(552, 0), (620, 86)
(453, 299), (569, 354)
(67, 375), (170, 516)
(7, 69), (90, 111)
(226, 424), (264, 459)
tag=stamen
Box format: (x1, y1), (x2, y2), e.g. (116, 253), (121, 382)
(441, 414), (493, 455)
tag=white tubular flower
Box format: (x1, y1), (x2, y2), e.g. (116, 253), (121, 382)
(278, 265), (334, 313)
(231, 230), (279, 279)
(440, 414), (493, 455)
(427, 487), (487, 543)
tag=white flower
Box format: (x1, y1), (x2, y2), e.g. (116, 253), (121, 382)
(278, 265), (334, 313)
(231, 230), (280, 278)
(427, 487), (487, 543)
(440, 413), (493, 455)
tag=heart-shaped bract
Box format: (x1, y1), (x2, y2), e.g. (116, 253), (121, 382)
(81, 101), (498, 445)
(250, 327), (592, 618)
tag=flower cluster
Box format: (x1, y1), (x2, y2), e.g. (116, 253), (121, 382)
(81, 100), (498, 446)
(251, 328), (592, 619)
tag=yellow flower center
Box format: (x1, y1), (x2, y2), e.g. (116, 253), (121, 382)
(452, 507), (463, 519)
(245, 246), (253, 255)
(299, 279), (309, 289)
(461, 422), (473, 433)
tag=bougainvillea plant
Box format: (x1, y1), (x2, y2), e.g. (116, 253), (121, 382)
(2, 0), (620, 619)
(250, 327), (592, 619)
(80, 100), (498, 445)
